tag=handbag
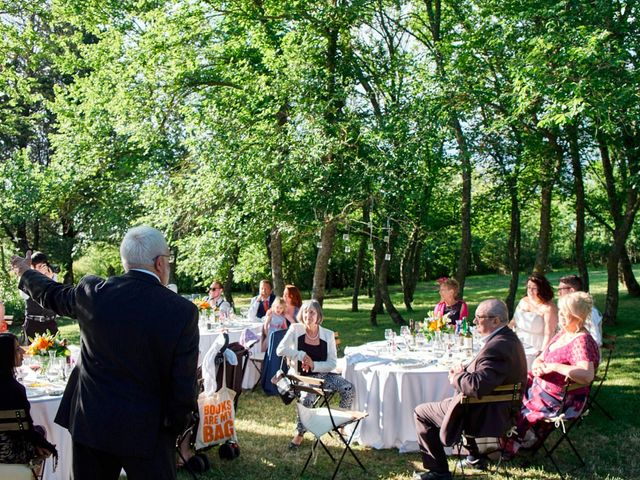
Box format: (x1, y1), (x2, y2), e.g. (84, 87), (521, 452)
(271, 358), (296, 405)
(195, 362), (237, 450)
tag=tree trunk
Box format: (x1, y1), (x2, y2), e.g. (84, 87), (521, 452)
(224, 244), (240, 308)
(567, 124), (589, 290)
(378, 239), (405, 325)
(534, 131), (563, 274)
(505, 175), (521, 317)
(401, 226), (422, 311)
(620, 247), (640, 296)
(269, 228), (284, 296)
(370, 243), (385, 326)
(60, 215), (75, 284)
(598, 134), (640, 324)
(311, 218), (338, 306)
(352, 205), (370, 312)
(452, 117), (472, 297)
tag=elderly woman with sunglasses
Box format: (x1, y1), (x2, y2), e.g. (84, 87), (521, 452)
(506, 291), (599, 453)
(276, 300), (354, 450)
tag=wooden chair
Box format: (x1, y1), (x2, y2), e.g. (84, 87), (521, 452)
(452, 383), (523, 478)
(587, 334), (616, 420)
(0, 409), (44, 480)
(286, 373), (368, 480)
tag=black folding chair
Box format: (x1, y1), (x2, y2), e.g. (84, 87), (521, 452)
(286, 373), (367, 480)
(528, 382), (591, 478)
(0, 409), (46, 479)
(452, 383), (523, 478)
(586, 334), (616, 420)
(215, 342), (249, 410)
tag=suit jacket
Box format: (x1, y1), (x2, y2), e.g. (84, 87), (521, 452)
(19, 269), (199, 458)
(440, 326), (527, 446)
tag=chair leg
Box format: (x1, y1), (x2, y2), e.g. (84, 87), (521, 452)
(593, 398), (614, 420)
(331, 427), (366, 480)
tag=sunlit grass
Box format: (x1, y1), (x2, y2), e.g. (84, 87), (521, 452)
(33, 269), (639, 479)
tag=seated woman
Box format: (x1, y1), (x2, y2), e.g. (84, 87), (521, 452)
(434, 278), (468, 325)
(509, 291), (599, 453)
(510, 273), (558, 354)
(282, 284), (303, 327)
(276, 300), (354, 450)
(0, 332), (56, 467)
(0, 300), (7, 332)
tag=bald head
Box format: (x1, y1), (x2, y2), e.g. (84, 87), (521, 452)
(478, 299), (509, 324)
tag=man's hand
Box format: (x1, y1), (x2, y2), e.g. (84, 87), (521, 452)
(10, 250), (32, 277)
(448, 363), (464, 384)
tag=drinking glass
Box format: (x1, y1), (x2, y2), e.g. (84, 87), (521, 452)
(384, 329), (395, 352)
(400, 326), (411, 349)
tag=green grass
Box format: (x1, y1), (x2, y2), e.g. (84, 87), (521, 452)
(13, 269), (639, 479)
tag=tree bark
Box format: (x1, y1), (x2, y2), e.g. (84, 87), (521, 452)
(505, 174), (521, 318)
(269, 228), (284, 296)
(534, 130), (563, 274)
(311, 218), (338, 306)
(378, 239), (405, 325)
(224, 244), (240, 308)
(620, 247), (640, 296)
(370, 243), (384, 326)
(401, 226), (422, 311)
(566, 124), (589, 290)
(598, 133), (640, 324)
(352, 205), (370, 312)
(452, 117), (472, 297)
(60, 215), (75, 284)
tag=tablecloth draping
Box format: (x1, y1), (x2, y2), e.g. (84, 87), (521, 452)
(342, 340), (538, 453)
(30, 395), (71, 480)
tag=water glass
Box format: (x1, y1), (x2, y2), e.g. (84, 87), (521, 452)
(384, 329), (395, 352)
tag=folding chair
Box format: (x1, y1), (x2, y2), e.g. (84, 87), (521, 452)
(0, 409), (45, 480)
(260, 329), (287, 395)
(451, 383), (523, 478)
(531, 382), (591, 478)
(587, 334), (616, 420)
(287, 374), (368, 480)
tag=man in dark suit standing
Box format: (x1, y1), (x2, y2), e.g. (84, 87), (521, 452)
(413, 299), (527, 480)
(12, 225), (199, 480)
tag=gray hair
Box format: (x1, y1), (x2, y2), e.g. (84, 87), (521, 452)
(297, 299), (324, 324)
(479, 298), (509, 324)
(120, 225), (168, 271)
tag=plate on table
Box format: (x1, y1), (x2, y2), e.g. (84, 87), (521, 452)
(26, 387), (47, 398)
(388, 358), (427, 369)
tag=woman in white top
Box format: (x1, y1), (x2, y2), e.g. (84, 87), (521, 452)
(510, 273), (558, 354)
(277, 300), (354, 450)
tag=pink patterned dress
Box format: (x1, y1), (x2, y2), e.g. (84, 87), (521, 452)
(521, 331), (600, 424)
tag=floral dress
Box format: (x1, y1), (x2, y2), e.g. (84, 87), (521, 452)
(521, 331), (600, 424)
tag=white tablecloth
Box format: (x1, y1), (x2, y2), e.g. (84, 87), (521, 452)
(343, 343), (455, 452)
(198, 320), (263, 389)
(342, 340), (538, 452)
(30, 395), (71, 480)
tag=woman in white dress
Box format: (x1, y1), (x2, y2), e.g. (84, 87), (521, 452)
(509, 273), (558, 355)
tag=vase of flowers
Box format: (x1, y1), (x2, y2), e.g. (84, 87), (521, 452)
(26, 331), (70, 374)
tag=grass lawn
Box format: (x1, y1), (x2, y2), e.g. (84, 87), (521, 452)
(21, 269), (640, 479)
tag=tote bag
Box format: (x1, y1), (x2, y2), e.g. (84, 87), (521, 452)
(195, 363), (238, 450)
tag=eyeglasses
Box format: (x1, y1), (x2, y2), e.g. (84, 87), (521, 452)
(474, 315), (496, 321)
(557, 286), (572, 292)
(209, 287), (221, 291)
(155, 254), (175, 263)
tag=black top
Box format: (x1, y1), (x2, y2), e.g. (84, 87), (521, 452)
(296, 334), (328, 373)
(442, 301), (465, 324)
(24, 296), (57, 318)
(0, 375), (55, 457)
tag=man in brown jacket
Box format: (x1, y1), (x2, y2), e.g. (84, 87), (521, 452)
(413, 299), (527, 480)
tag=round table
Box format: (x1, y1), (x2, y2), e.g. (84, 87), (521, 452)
(29, 395), (71, 480)
(342, 340), (538, 452)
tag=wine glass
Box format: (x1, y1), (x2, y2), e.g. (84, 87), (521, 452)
(384, 329), (394, 352)
(400, 325), (411, 349)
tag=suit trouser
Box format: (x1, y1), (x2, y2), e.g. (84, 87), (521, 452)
(72, 430), (176, 480)
(414, 398), (453, 473)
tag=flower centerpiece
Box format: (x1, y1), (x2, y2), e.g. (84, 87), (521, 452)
(419, 312), (454, 341)
(193, 298), (212, 312)
(26, 330), (70, 358)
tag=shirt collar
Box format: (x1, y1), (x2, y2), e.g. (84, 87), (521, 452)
(478, 325), (506, 346)
(130, 268), (161, 283)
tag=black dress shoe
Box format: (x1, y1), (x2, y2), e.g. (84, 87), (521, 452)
(288, 441), (300, 451)
(412, 471), (452, 480)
